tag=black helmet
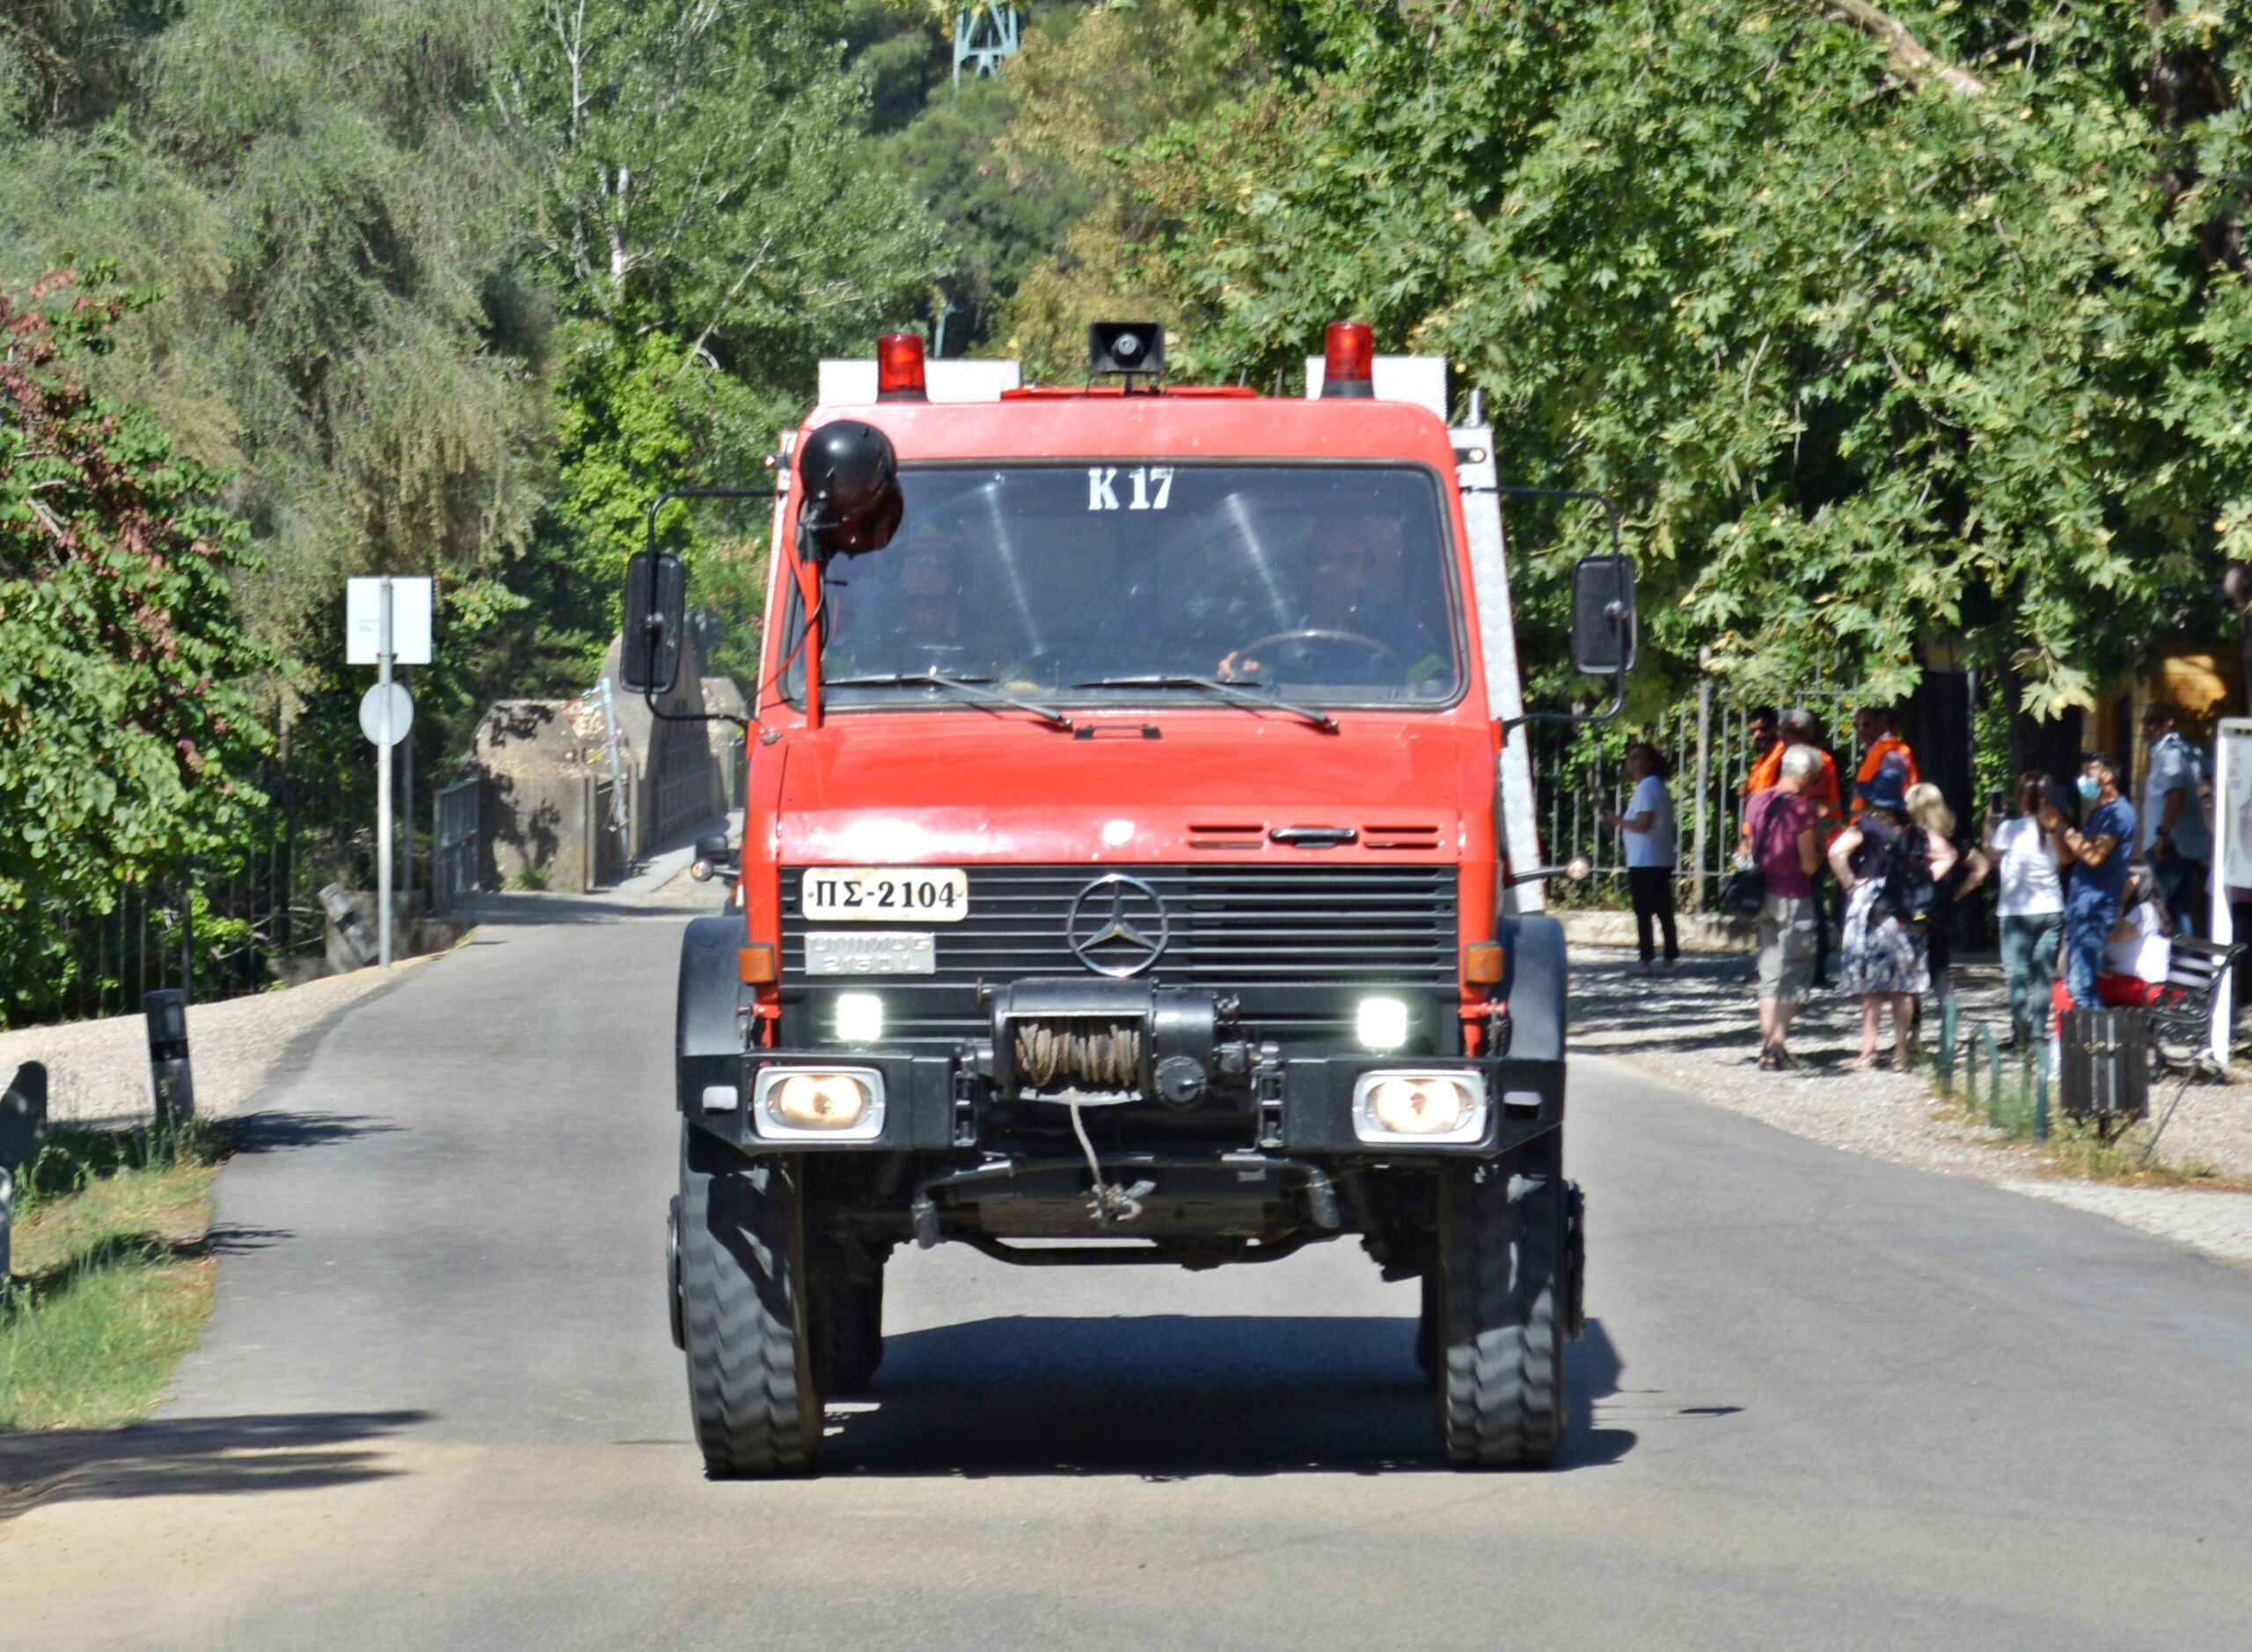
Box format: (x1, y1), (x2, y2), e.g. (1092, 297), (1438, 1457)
(797, 419), (902, 554)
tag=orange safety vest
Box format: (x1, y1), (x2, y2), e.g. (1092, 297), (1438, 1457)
(1852, 735), (1919, 815)
(1746, 742), (1784, 794)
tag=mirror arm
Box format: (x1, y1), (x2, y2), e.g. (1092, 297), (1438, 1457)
(639, 486), (778, 731)
(1494, 484), (1628, 735)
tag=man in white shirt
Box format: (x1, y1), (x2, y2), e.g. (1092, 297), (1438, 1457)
(1605, 741), (1678, 974)
(2140, 702), (2210, 937)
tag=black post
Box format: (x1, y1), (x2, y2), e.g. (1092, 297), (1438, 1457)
(144, 988), (195, 1129)
(2, 1062), (51, 1294)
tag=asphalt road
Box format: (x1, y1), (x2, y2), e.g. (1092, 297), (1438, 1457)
(6, 891), (2252, 1648)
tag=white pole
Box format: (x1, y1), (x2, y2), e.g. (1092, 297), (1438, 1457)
(400, 664), (414, 906)
(378, 576), (394, 970)
(2210, 723), (2247, 1068)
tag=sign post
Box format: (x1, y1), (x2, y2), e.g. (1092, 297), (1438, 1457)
(348, 577), (431, 970)
(378, 580), (393, 966)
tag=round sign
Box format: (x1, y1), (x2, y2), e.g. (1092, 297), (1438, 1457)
(358, 681), (414, 746)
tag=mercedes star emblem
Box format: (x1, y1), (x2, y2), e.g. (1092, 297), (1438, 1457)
(1066, 874), (1170, 976)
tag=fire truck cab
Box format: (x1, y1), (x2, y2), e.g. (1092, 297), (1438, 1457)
(630, 322), (1634, 1475)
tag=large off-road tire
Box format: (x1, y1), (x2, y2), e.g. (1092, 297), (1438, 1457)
(678, 1130), (823, 1476)
(1435, 1131), (1571, 1469)
(1414, 1273), (1439, 1380)
(812, 1260), (885, 1397)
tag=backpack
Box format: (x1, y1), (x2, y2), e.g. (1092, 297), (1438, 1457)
(1878, 822), (1935, 928)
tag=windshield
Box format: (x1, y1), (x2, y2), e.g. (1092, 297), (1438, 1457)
(790, 464), (1463, 709)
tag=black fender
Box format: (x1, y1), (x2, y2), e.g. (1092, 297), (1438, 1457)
(676, 916), (750, 1116)
(1499, 912), (1567, 1063)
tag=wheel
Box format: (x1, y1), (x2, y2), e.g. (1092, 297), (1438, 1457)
(666, 1195), (686, 1349)
(1434, 1132), (1573, 1469)
(813, 1258), (885, 1396)
(1414, 1272), (1439, 1380)
(678, 1129), (823, 1476)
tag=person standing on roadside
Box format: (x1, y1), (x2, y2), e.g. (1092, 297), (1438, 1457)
(1830, 756), (1956, 1071)
(1986, 771), (2067, 1048)
(1605, 741), (1678, 975)
(2041, 750), (2136, 1012)
(1777, 709), (1844, 985)
(2139, 702), (2210, 937)
(1908, 781), (1990, 1004)
(1851, 706), (1919, 822)
(1739, 743), (1824, 1069)
(1739, 706), (1782, 795)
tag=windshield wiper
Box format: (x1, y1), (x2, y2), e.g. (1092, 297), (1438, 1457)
(1071, 675), (1338, 733)
(823, 672), (1073, 730)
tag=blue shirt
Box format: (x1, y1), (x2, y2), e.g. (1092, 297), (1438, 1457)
(2066, 796), (2137, 918)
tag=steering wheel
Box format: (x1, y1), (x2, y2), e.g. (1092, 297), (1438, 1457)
(1234, 627), (1403, 676)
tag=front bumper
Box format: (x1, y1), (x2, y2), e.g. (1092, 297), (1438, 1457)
(681, 1047), (1564, 1159)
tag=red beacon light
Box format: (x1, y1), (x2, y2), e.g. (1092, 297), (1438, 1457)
(1320, 319), (1376, 399)
(876, 332), (927, 402)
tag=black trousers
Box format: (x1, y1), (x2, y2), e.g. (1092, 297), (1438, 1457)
(1627, 866), (1679, 963)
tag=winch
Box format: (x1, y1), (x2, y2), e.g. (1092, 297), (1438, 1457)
(985, 979), (1249, 1106)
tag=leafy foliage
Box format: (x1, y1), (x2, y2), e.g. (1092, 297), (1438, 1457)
(1121, 0), (2252, 713)
(0, 269), (271, 1020)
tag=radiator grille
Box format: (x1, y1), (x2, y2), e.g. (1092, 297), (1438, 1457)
(781, 863), (1458, 1049)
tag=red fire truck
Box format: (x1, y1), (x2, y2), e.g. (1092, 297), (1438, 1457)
(629, 321), (1634, 1475)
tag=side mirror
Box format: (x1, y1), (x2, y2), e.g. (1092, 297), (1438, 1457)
(797, 419), (903, 555)
(1569, 553), (1637, 677)
(623, 550), (686, 694)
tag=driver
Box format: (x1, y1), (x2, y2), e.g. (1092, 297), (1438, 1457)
(1217, 514), (1445, 685)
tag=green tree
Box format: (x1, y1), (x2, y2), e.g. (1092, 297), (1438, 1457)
(1123, 1), (2252, 714)
(500, 0), (944, 682)
(0, 269), (272, 1022)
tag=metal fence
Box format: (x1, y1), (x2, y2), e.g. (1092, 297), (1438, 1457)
(432, 777), (481, 911)
(1531, 683), (1859, 911)
(30, 781), (317, 1025)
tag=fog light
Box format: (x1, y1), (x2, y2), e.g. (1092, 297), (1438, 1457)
(751, 1066), (886, 1141)
(1351, 1071), (1485, 1144)
(1370, 1078), (1469, 1134)
(1357, 997), (1410, 1050)
(835, 992), (884, 1044)
(771, 1073), (871, 1129)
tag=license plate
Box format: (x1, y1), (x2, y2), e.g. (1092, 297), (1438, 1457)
(801, 867), (969, 922)
(805, 932), (937, 976)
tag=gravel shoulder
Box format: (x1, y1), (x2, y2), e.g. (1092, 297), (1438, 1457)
(0, 954), (447, 1128)
(1571, 943), (2252, 1270)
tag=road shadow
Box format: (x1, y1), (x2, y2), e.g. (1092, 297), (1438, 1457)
(821, 1314), (1632, 1478)
(0, 1409), (428, 1520)
(229, 1111), (402, 1155)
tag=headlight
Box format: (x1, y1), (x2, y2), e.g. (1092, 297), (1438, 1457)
(1356, 997), (1410, 1050)
(750, 1067), (886, 1141)
(834, 992), (884, 1044)
(1352, 1071), (1486, 1144)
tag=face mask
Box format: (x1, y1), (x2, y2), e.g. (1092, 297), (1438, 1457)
(2076, 775), (2102, 802)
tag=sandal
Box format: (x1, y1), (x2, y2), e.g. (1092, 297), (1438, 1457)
(1847, 1053), (1882, 1071)
(1757, 1049), (1781, 1071)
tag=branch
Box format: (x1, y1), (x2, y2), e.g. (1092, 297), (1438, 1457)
(1811, 0), (1989, 97)
(676, 231), (776, 377)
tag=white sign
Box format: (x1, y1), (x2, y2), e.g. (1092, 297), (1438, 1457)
(347, 577), (434, 665)
(2219, 720), (2252, 894)
(358, 681), (414, 746)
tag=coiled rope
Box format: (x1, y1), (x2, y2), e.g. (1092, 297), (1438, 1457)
(1014, 1019), (1142, 1089)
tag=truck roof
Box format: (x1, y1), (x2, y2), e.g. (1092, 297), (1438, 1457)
(801, 395), (1462, 471)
